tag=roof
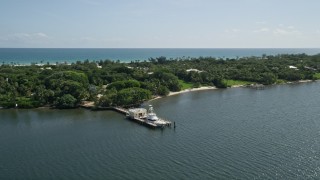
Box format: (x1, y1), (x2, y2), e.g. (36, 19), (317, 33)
(128, 108), (147, 113)
(186, 68), (203, 73)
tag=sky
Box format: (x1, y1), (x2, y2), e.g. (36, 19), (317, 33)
(0, 0), (320, 48)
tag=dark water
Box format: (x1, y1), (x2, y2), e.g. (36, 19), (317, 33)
(1, 82), (320, 179)
(0, 48), (319, 65)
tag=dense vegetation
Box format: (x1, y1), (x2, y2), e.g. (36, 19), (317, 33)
(1, 53), (320, 108)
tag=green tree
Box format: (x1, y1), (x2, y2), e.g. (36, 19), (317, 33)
(157, 85), (170, 96)
(116, 87), (151, 106)
(260, 72), (277, 85)
(97, 88), (118, 107)
(55, 94), (77, 108)
(152, 71), (181, 92)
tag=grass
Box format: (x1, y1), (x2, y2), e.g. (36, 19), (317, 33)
(222, 79), (252, 87)
(313, 73), (320, 80)
(276, 79), (287, 84)
(178, 80), (193, 90)
(179, 79), (252, 89)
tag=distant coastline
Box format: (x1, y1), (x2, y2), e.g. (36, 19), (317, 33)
(1, 48), (320, 65)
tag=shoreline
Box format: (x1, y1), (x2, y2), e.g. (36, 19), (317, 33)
(148, 79), (315, 102)
(149, 86), (218, 102)
(0, 80), (316, 110)
(168, 86), (218, 96)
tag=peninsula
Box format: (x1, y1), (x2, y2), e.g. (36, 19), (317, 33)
(1, 53), (320, 109)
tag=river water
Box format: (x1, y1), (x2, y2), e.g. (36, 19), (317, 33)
(1, 82), (320, 179)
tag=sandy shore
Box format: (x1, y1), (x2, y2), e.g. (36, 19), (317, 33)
(149, 86), (218, 101)
(168, 86), (218, 96)
(149, 80), (316, 102)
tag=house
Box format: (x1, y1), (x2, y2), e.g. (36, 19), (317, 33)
(186, 68), (203, 73)
(304, 66), (316, 71)
(289, 66), (298, 70)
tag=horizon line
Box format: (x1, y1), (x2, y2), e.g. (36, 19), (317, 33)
(1, 47), (320, 49)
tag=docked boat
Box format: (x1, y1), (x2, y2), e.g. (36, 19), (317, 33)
(146, 105), (169, 126)
(116, 105), (172, 128)
(147, 105), (159, 121)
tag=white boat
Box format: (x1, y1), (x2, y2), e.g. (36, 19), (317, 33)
(147, 105), (159, 121)
(121, 105), (171, 127)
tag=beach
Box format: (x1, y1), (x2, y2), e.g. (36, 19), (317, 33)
(149, 86), (219, 102)
(168, 86), (218, 96)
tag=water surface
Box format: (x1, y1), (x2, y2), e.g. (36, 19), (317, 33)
(1, 82), (320, 179)
(1, 48), (319, 64)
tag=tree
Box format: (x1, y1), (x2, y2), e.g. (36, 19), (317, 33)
(156, 56), (167, 64)
(116, 87), (152, 106)
(260, 72), (277, 85)
(107, 80), (140, 91)
(157, 85), (170, 96)
(151, 71), (181, 92)
(44, 71), (89, 104)
(213, 78), (228, 88)
(55, 94), (77, 108)
(97, 88), (118, 107)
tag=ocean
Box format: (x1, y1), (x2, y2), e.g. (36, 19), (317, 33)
(0, 48), (319, 65)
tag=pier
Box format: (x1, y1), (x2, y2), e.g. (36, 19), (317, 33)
(112, 107), (172, 128)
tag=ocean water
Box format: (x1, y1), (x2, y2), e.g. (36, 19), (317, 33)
(0, 48), (319, 65)
(1, 82), (320, 179)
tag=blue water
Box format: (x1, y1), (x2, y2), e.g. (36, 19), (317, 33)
(0, 48), (319, 65)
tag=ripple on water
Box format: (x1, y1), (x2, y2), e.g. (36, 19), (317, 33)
(2, 82), (320, 179)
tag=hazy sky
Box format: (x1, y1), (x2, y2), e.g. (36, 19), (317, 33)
(1, 0), (320, 48)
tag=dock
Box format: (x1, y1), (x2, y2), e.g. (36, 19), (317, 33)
(112, 107), (172, 128)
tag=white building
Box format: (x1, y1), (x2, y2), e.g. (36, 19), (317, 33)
(289, 65), (298, 69)
(186, 69), (203, 73)
(127, 108), (147, 119)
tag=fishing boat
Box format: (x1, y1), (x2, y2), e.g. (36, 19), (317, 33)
(147, 105), (159, 121)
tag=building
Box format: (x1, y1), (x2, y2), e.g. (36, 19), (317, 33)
(289, 65), (298, 70)
(186, 68), (203, 73)
(127, 108), (147, 119)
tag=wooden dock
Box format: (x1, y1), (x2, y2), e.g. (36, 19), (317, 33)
(112, 107), (172, 128)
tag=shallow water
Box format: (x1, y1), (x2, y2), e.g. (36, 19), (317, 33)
(1, 82), (320, 179)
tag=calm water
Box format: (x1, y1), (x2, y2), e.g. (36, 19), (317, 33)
(0, 48), (320, 65)
(1, 82), (320, 179)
